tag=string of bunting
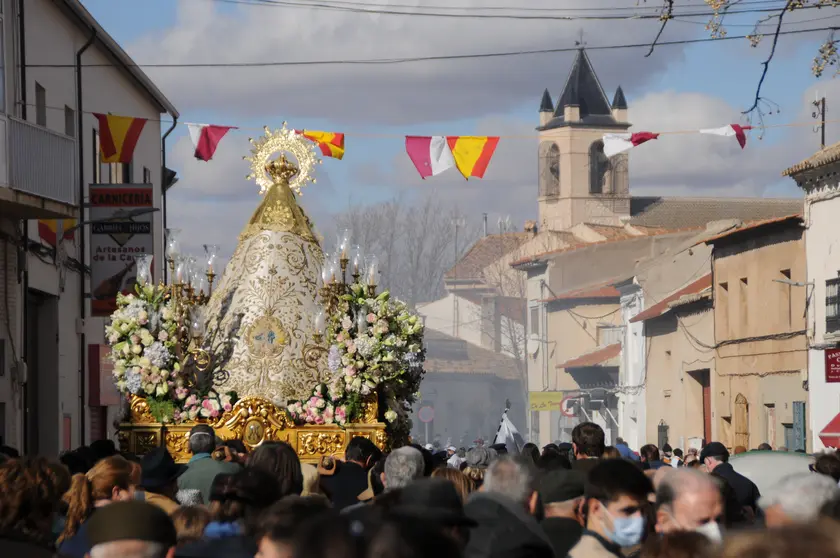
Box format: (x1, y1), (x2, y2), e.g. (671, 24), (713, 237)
(88, 108), (826, 181)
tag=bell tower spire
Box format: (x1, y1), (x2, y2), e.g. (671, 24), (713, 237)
(536, 49), (631, 232)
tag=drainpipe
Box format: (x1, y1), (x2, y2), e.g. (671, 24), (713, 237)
(17, 0), (28, 451)
(18, 0), (26, 120)
(161, 117), (177, 283)
(76, 30), (96, 446)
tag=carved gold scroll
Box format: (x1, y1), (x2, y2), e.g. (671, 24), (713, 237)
(119, 395), (386, 464)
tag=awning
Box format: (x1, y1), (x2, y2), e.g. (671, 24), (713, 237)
(557, 343), (621, 369)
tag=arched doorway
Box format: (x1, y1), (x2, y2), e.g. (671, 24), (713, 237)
(734, 393), (749, 449)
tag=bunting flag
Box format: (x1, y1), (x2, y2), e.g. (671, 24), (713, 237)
(187, 124), (235, 162)
(446, 136), (500, 179)
(38, 220), (76, 246)
(602, 132), (660, 157)
(699, 124), (753, 149)
(295, 130), (345, 159)
(405, 136), (455, 179)
(93, 113), (147, 163)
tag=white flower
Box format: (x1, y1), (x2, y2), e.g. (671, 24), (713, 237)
(384, 410), (398, 423)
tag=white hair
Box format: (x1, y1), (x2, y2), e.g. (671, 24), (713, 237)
(758, 472), (840, 522)
(384, 447), (424, 489)
(90, 540), (168, 558)
(483, 456), (535, 506)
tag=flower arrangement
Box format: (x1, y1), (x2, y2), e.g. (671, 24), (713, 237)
(106, 283), (237, 423)
(286, 283), (425, 443)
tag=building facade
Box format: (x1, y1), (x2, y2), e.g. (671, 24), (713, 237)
(706, 216), (810, 451)
(785, 144), (840, 450)
(513, 48), (802, 448)
(0, 0), (177, 454)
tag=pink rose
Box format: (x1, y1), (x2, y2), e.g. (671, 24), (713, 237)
(367, 313), (376, 324)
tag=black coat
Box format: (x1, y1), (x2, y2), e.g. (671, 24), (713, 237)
(713, 462), (761, 513)
(541, 517), (583, 558)
(464, 492), (554, 558)
(0, 537), (68, 558)
(175, 535), (257, 558)
(320, 461), (369, 510)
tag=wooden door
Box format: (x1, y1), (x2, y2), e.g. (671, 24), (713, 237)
(701, 370), (712, 444)
(734, 394), (750, 449)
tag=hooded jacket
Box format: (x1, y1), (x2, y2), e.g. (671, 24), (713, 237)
(464, 491), (554, 558)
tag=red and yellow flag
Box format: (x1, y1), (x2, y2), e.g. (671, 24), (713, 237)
(296, 130), (345, 160)
(38, 220), (77, 246)
(94, 113), (147, 163)
(446, 136), (499, 179)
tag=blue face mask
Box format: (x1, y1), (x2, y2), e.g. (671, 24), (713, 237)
(601, 507), (646, 547)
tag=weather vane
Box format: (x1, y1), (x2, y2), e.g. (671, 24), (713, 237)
(575, 29), (586, 48)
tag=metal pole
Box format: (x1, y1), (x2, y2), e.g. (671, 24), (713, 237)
(425, 421), (429, 445)
(822, 97), (826, 149)
(76, 29), (96, 446)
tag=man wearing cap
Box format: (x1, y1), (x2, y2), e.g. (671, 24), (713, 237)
(135, 447), (186, 514)
(539, 469), (586, 557)
(85, 500), (177, 558)
(177, 424), (240, 505)
(395, 478), (477, 551)
(700, 441), (760, 520)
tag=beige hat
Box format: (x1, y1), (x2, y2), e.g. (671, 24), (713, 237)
(357, 466), (377, 502)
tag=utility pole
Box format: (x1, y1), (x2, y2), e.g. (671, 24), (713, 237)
(451, 217), (465, 337)
(813, 93), (826, 149)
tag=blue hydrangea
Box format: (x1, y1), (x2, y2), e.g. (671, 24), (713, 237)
(328, 345), (341, 371)
(143, 341), (171, 369)
(125, 369), (142, 394)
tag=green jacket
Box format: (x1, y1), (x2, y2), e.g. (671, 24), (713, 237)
(177, 453), (241, 504)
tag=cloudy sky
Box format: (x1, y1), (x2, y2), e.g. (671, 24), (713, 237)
(80, 0), (840, 259)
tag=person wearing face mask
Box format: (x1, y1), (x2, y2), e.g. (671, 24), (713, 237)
(568, 459), (653, 558)
(654, 469), (724, 543)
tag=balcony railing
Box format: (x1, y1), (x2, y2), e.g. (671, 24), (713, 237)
(8, 117), (76, 206)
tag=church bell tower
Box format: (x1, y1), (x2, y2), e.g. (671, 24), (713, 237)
(537, 49), (631, 232)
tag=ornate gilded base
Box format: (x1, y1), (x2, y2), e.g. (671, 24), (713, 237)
(119, 395), (387, 463)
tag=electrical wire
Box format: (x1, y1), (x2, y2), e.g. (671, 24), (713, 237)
(200, 0), (790, 13)
(197, 0), (825, 21)
(24, 99), (840, 141)
(25, 25), (838, 68)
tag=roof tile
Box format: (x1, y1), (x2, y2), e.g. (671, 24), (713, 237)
(446, 232), (531, 280)
(629, 274), (712, 323)
(557, 343), (621, 369)
(423, 329), (521, 381)
(702, 214), (803, 244)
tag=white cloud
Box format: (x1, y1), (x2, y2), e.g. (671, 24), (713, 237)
(128, 0), (692, 124)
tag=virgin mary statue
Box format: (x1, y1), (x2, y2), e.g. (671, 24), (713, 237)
(202, 133), (328, 404)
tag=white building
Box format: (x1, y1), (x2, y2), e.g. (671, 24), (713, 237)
(785, 145), (840, 451)
(0, 0), (177, 455)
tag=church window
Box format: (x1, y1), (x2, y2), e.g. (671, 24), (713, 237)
(610, 153), (628, 195)
(539, 142), (560, 197)
(589, 140), (609, 194)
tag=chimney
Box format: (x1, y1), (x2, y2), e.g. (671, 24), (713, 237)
(480, 294), (502, 353)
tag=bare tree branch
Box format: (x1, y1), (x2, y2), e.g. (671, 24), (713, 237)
(645, 0), (674, 57)
(742, 0), (794, 117)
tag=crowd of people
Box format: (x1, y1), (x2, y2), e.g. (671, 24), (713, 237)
(3, 422), (840, 558)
